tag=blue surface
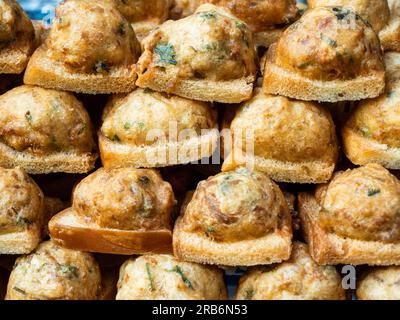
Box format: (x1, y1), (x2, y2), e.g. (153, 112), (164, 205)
(19, 0), (60, 21)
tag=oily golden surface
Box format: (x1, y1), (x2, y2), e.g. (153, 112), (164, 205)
(73, 168), (175, 230)
(106, 0), (172, 24)
(0, 0), (33, 47)
(357, 267), (400, 300)
(344, 53), (400, 148)
(229, 89), (338, 163)
(116, 254), (226, 300)
(275, 6), (384, 81)
(181, 168), (288, 242)
(101, 88), (217, 146)
(137, 4), (257, 83)
(6, 241), (101, 300)
(45, 0), (140, 74)
(236, 242), (345, 300)
(0, 85), (95, 155)
(316, 163), (400, 242)
(170, 0), (298, 32)
(308, 0), (390, 32)
(0, 167), (43, 232)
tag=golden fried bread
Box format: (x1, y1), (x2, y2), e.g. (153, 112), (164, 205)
(6, 241), (101, 300)
(342, 52), (400, 169)
(0, 85), (98, 174)
(136, 4), (257, 103)
(299, 164), (400, 265)
(236, 242), (345, 300)
(222, 89), (339, 183)
(99, 88), (218, 168)
(0, 167), (44, 254)
(116, 254), (227, 300)
(0, 0), (35, 74)
(173, 168), (292, 266)
(357, 267), (400, 300)
(24, 0), (141, 94)
(169, 0), (299, 47)
(105, 0), (173, 41)
(49, 168), (176, 255)
(263, 6), (385, 102)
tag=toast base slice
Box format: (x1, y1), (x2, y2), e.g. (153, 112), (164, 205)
(222, 149), (335, 184)
(0, 34), (34, 74)
(262, 44), (385, 102)
(380, 12), (400, 52)
(136, 69), (255, 103)
(0, 142), (98, 174)
(49, 208), (173, 255)
(342, 127), (400, 169)
(0, 225), (41, 255)
(173, 211), (292, 266)
(99, 129), (219, 168)
(298, 192), (400, 266)
(24, 46), (137, 94)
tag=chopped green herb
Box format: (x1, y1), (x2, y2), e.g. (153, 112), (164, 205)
(387, 91), (396, 98)
(13, 287), (26, 295)
(205, 226), (215, 237)
(117, 23), (126, 36)
(170, 265), (193, 289)
(154, 43), (177, 65)
(59, 265), (79, 279)
(146, 263), (155, 291)
(94, 61), (109, 73)
(320, 33), (337, 48)
(124, 121), (145, 130)
(197, 11), (216, 20)
(25, 111), (33, 124)
(143, 88), (153, 94)
(77, 125), (86, 135)
(235, 21), (247, 30)
(244, 288), (254, 300)
(16, 217), (31, 226)
(360, 127), (372, 138)
(332, 7), (351, 20)
(324, 265), (337, 273)
(298, 61), (312, 69)
(139, 176), (150, 184)
(111, 134), (121, 142)
(367, 188), (380, 197)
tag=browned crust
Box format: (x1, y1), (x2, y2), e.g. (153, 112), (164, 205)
(298, 192), (400, 266)
(49, 208), (173, 255)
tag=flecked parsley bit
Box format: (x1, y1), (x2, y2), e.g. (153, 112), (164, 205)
(154, 42), (177, 65)
(169, 265), (194, 289)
